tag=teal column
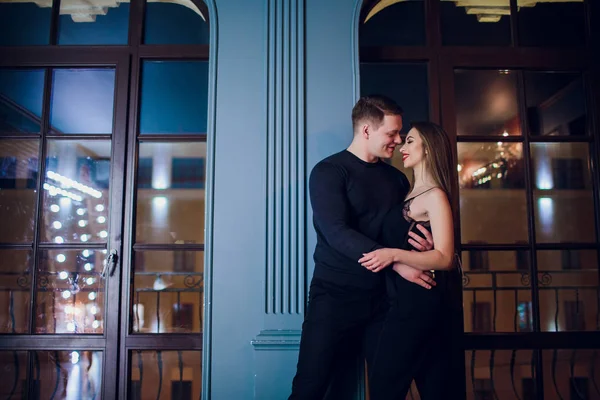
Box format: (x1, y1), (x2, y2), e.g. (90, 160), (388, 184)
(251, 0), (306, 398)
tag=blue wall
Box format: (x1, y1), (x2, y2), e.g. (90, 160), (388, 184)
(207, 0), (362, 398)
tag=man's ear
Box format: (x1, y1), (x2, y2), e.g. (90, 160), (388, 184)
(362, 124), (370, 139)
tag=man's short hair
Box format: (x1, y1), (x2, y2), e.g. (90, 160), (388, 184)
(351, 95), (404, 132)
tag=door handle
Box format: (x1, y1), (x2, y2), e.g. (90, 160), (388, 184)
(101, 249), (119, 278)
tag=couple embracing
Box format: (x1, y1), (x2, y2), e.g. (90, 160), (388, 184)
(289, 95), (463, 400)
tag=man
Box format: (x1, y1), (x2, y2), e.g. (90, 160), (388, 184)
(289, 95), (435, 399)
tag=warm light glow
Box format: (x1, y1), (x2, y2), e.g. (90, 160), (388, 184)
(97, 216), (106, 224)
(98, 230), (108, 238)
(44, 183), (82, 202)
(88, 292), (97, 300)
(502, 131), (509, 137)
(53, 221), (62, 229)
(95, 204), (105, 212)
(92, 320), (100, 329)
(46, 170), (102, 199)
(62, 290), (71, 299)
(84, 263), (93, 271)
(78, 220), (87, 227)
(59, 271), (69, 280)
(457, 164), (462, 172)
(153, 196), (168, 207)
(82, 250), (91, 257)
(86, 277), (95, 285)
(70, 351), (79, 364)
(66, 322), (76, 332)
(80, 234), (89, 242)
(57, 254), (66, 263)
(54, 236), (64, 244)
(50, 204), (60, 213)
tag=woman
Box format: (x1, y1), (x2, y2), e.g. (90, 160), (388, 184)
(359, 122), (461, 399)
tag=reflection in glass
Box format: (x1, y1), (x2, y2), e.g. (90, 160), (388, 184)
(462, 251), (532, 333)
(132, 251), (203, 334)
(0, 250), (33, 334)
(359, 0), (425, 46)
(465, 350), (536, 399)
(531, 143), (594, 243)
(0, 139), (39, 243)
(0, 2), (51, 46)
(525, 72), (587, 137)
(518, 0), (586, 46)
(0, 351), (27, 398)
(145, 0), (209, 45)
(542, 349), (600, 399)
(42, 140), (111, 244)
(129, 351), (201, 399)
(50, 68), (116, 134)
(441, 0), (511, 46)
(0, 69), (45, 133)
(458, 142), (528, 244)
(139, 61), (209, 135)
(537, 250), (598, 332)
(455, 69), (520, 136)
(58, 1), (129, 45)
(36, 249), (105, 334)
(35, 351), (103, 398)
(136, 142), (206, 244)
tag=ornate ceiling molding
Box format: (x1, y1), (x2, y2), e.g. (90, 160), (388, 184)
(1, 0), (206, 23)
(364, 0), (582, 23)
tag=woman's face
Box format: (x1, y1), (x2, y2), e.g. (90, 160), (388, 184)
(399, 127), (426, 169)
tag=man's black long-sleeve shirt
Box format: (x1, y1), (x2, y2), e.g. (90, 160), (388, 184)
(310, 150), (411, 290)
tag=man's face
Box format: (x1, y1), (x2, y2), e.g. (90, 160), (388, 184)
(367, 114), (403, 159)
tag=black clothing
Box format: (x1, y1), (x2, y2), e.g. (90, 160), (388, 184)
(289, 150), (411, 399)
(309, 150), (410, 290)
(368, 192), (461, 399)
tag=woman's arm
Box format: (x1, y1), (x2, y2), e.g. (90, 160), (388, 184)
(359, 189), (454, 272)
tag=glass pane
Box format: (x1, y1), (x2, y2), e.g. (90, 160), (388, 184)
(462, 250), (532, 333)
(50, 68), (116, 134)
(538, 250), (598, 332)
(525, 72), (588, 137)
(136, 142), (206, 244)
(139, 61), (208, 135)
(0, 139), (39, 243)
(36, 249), (105, 334)
(58, 1), (129, 45)
(465, 350), (537, 399)
(132, 251), (204, 334)
(441, 0), (511, 46)
(0, 351), (28, 398)
(0, 69), (45, 133)
(359, 0), (425, 46)
(518, 0), (586, 46)
(455, 69), (520, 136)
(458, 142), (528, 244)
(360, 63), (429, 171)
(0, 250), (33, 334)
(0, 2), (51, 46)
(542, 349), (600, 399)
(144, 0), (209, 44)
(35, 351), (103, 398)
(532, 143), (595, 243)
(42, 140), (111, 244)
(129, 351), (201, 399)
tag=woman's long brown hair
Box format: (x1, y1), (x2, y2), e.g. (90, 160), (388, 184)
(410, 122), (456, 205)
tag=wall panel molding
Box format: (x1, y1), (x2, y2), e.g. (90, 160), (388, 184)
(265, 0), (306, 316)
